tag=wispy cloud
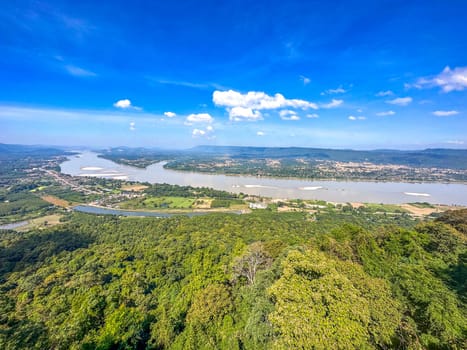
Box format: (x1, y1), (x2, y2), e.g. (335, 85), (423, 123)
(65, 64), (96, 77)
(376, 110), (395, 116)
(409, 66), (467, 92)
(307, 113), (319, 118)
(0, 105), (167, 124)
(186, 113), (213, 124)
(445, 140), (464, 145)
(153, 78), (227, 90)
(376, 90), (394, 97)
(348, 115), (366, 121)
(321, 86), (346, 95)
(257, 131), (265, 136)
(300, 75), (311, 85)
(386, 97), (412, 106)
(7, 3), (95, 43)
(321, 99), (343, 109)
(129, 121), (136, 131)
(432, 110), (459, 117)
(419, 100), (433, 105)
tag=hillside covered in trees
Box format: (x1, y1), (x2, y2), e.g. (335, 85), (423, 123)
(1, 208), (466, 349)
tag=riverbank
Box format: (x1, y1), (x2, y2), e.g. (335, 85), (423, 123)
(60, 152), (467, 205)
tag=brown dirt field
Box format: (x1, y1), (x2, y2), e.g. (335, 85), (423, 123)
(278, 206), (299, 212)
(351, 202), (365, 209)
(400, 204), (438, 216)
(41, 195), (70, 207)
(192, 199), (212, 209)
(121, 184), (149, 192)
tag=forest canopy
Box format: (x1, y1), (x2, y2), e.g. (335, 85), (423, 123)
(0, 209), (466, 349)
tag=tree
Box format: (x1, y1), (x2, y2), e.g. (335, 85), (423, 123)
(268, 249), (402, 349)
(233, 242), (272, 285)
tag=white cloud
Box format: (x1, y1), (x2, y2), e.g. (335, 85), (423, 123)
(411, 66), (467, 92)
(432, 110), (459, 117)
(279, 110), (295, 117)
(307, 113), (319, 118)
(445, 140), (464, 145)
(376, 110), (396, 116)
(348, 115), (366, 121)
(65, 65), (96, 77)
(113, 99), (142, 110)
(192, 128), (205, 136)
(186, 113), (213, 123)
(322, 86), (346, 95)
(257, 131), (265, 136)
(376, 90), (394, 97)
(213, 90), (318, 110)
(229, 106), (263, 122)
(164, 111), (176, 118)
(282, 115), (300, 121)
(321, 99), (343, 109)
(129, 121), (135, 131)
(386, 97), (412, 106)
(114, 99), (132, 108)
(300, 75), (311, 85)
(192, 125), (214, 138)
(279, 110), (300, 121)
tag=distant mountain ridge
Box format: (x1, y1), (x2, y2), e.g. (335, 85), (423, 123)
(188, 145), (467, 169)
(0, 143), (70, 161)
(1, 143), (466, 170)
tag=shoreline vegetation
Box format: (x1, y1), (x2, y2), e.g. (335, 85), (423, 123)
(161, 162), (467, 184)
(96, 145), (467, 184)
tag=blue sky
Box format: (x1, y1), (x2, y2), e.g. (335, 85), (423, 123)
(1, 0), (466, 149)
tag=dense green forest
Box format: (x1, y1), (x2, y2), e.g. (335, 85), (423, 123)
(1, 208), (465, 349)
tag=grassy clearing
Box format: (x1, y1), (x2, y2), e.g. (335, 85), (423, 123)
(16, 214), (63, 232)
(144, 196), (194, 208)
(30, 185), (48, 192)
(361, 203), (409, 213)
(408, 202), (436, 209)
(121, 196), (195, 209)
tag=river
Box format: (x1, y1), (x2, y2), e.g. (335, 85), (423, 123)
(73, 205), (239, 217)
(0, 221), (29, 230)
(60, 152), (467, 205)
